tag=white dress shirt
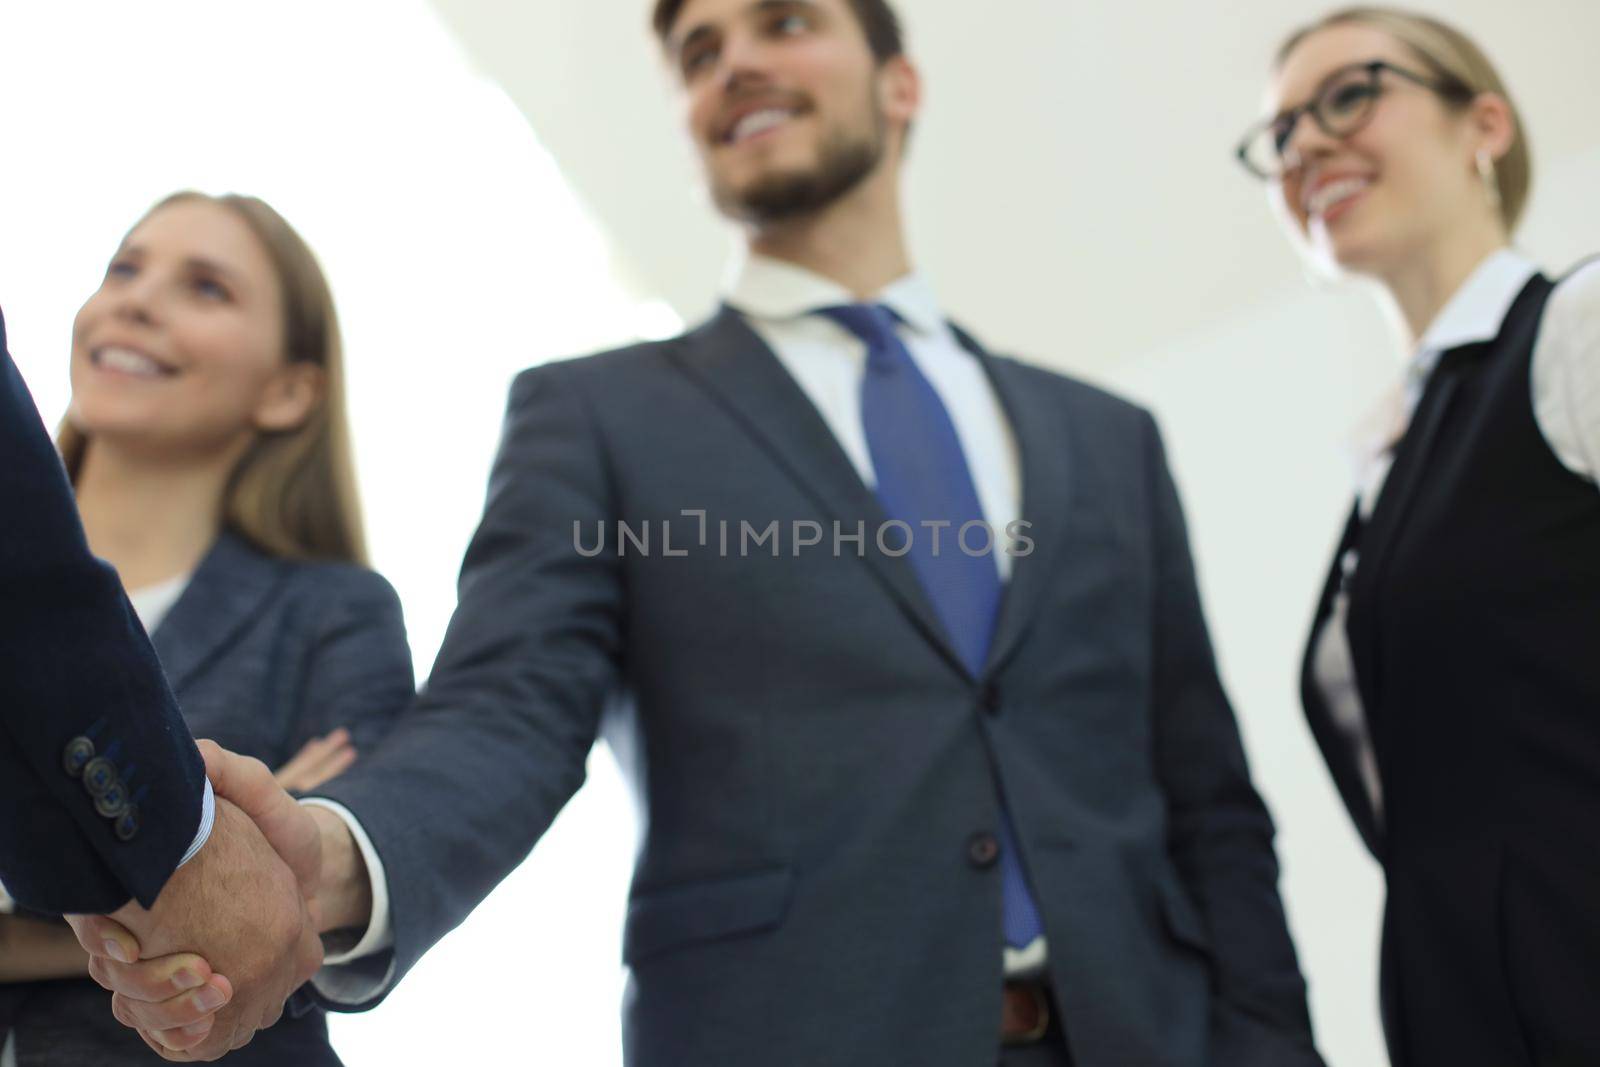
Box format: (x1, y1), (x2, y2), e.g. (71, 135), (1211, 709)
(1314, 250), (1600, 819)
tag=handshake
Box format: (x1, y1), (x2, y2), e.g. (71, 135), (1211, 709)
(66, 741), (371, 1062)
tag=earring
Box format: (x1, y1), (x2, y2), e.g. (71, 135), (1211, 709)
(1476, 148), (1502, 213)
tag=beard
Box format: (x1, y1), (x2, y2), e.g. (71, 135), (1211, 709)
(712, 104), (887, 225)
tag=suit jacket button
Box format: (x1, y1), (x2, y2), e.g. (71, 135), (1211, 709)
(83, 757), (117, 798)
(114, 805), (140, 843)
(95, 782), (129, 819)
(967, 832), (1001, 869)
(63, 737), (97, 777)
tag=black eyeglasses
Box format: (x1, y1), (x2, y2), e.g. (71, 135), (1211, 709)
(1235, 60), (1474, 180)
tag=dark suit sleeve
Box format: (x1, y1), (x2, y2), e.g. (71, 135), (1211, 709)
(1142, 413), (1325, 1066)
(283, 569), (415, 761)
(311, 362), (622, 1009)
(0, 312), (203, 914)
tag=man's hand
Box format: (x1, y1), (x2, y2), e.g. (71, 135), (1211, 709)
(67, 742), (325, 1061)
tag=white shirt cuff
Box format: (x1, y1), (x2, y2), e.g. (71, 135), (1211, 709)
(0, 878), (14, 914)
(298, 797), (395, 1001)
(177, 778), (216, 869)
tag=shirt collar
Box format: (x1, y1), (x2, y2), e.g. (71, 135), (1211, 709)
(724, 253), (947, 337)
(1415, 248), (1538, 357)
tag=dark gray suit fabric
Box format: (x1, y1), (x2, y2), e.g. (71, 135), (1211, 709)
(8, 533), (414, 1067)
(0, 311), (202, 914)
(316, 308), (1322, 1067)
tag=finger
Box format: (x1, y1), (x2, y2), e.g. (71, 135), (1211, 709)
(66, 913), (142, 964)
(146, 1017), (226, 1061)
(139, 1026), (199, 1063)
(274, 730), (347, 782)
(87, 951), (216, 1003)
(112, 974), (232, 1032)
(303, 744), (358, 790)
(296, 922), (326, 987)
(277, 739), (356, 793)
(149, 999), (243, 1064)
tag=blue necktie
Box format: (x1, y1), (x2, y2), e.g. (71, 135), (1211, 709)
(817, 303), (1045, 950)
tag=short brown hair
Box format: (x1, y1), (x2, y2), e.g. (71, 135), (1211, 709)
(1277, 6), (1532, 232)
(652, 0), (905, 64)
(60, 192), (369, 566)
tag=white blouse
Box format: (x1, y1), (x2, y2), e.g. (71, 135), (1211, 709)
(1314, 251), (1600, 821)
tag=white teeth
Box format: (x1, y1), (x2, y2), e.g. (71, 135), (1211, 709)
(731, 108), (793, 143)
(95, 347), (167, 378)
(1307, 177), (1371, 217)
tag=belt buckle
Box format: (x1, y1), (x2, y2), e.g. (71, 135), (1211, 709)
(1001, 980), (1051, 1047)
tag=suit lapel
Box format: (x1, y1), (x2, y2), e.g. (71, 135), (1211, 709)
(669, 305), (968, 677)
(152, 533), (285, 693)
(948, 327), (1071, 680)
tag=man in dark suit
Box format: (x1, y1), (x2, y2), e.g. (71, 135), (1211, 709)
(0, 308), (322, 1059)
(101, 1), (1326, 1063)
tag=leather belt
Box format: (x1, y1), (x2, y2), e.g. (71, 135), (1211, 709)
(1001, 978), (1052, 1046)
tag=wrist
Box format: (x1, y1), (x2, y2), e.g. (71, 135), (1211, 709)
(307, 806), (372, 936)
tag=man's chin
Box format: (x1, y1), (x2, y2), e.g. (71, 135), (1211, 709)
(714, 171), (836, 225)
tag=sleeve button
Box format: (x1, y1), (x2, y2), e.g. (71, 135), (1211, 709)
(95, 782), (129, 819)
(114, 805), (141, 843)
(83, 757), (117, 798)
(63, 737), (97, 777)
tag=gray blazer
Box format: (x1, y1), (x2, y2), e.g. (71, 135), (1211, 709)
(7, 533), (413, 1067)
(319, 309), (1323, 1067)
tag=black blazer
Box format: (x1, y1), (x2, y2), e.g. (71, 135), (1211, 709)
(8, 533), (415, 1066)
(1302, 272), (1600, 1067)
(0, 309), (203, 914)
(317, 308), (1324, 1067)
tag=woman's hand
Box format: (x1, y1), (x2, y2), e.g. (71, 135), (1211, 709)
(273, 728), (356, 793)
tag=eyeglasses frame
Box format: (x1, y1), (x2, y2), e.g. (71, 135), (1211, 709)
(1235, 59), (1476, 180)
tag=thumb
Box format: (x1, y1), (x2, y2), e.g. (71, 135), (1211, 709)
(197, 739), (322, 895)
(65, 913), (142, 965)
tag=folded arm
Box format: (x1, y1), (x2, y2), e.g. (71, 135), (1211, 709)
(0, 914), (90, 982)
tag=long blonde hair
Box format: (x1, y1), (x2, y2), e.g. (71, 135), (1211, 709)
(60, 192), (369, 565)
(1277, 6), (1533, 233)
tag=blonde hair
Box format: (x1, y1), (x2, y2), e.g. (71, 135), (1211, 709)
(60, 192), (369, 565)
(1277, 6), (1533, 232)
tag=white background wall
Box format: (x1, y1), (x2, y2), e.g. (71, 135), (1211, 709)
(4, 2), (1599, 1065)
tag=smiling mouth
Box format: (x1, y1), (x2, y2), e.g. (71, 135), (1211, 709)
(91, 346), (177, 379)
(722, 106), (803, 146)
(1306, 176), (1372, 220)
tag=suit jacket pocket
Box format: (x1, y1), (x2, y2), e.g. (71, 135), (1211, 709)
(623, 867), (794, 967)
(1158, 875), (1212, 955)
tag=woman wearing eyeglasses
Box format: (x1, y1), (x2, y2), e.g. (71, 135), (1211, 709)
(0, 192), (414, 1066)
(1236, 7), (1600, 1067)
